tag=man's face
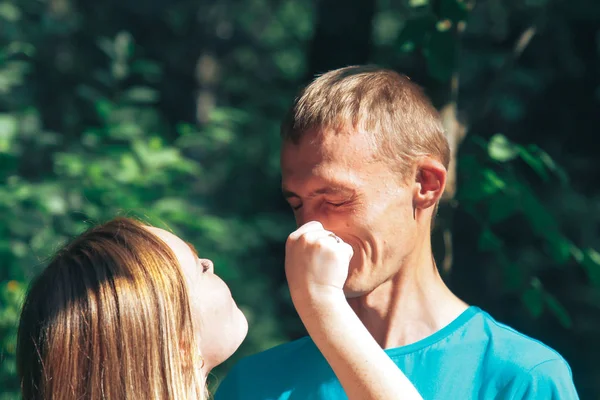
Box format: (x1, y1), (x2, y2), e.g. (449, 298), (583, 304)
(281, 129), (418, 297)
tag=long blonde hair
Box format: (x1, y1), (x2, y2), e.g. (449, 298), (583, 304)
(17, 217), (206, 399)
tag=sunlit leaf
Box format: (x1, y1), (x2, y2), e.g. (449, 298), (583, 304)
(122, 86), (159, 104)
(373, 13), (403, 46)
(519, 146), (549, 181)
(114, 154), (141, 183)
(522, 286), (544, 318)
(0, 114), (18, 153)
(0, 3), (21, 22)
(533, 146), (569, 184)
(409, 0), (429, 7)
(582, 249), (600, 287)
(488, 134), (519, 162)
(114, 31), (134, 61)
(6, 41), (35, 57)
(481, 169), (506, 195)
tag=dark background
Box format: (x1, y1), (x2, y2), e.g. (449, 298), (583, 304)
(0, 0), (599, 398)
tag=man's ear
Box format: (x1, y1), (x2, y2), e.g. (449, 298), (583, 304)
(413, 158), (447, 211)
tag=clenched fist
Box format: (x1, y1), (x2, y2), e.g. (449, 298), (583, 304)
(285, 221), (354, 306)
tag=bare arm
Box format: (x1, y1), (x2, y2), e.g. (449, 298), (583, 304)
(296, 291), (422, 400)
(285, 221), (423, 400)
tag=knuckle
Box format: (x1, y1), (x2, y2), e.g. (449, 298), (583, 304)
(307, 220), (323, 229)
(286, 233), (298, 247)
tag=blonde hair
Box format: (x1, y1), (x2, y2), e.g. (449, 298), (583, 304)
(17, 217), (206, 400)
(281, 65), (450, 180)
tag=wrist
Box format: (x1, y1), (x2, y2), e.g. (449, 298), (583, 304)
(290, 285), (347, 313)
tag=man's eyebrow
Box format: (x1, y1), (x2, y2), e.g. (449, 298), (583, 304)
(282, 186), (353, 199)
(311, 187), (352, 196)
(282, 188), (300, 199)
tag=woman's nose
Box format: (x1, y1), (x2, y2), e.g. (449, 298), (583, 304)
(199, 259), (214, 273)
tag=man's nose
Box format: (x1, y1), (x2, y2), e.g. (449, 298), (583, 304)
(295, 207), (328, 228)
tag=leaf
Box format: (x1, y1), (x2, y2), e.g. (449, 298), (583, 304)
(54, 153), (85, 178)
(544, 234), (573, 265)
(152, 198), (195, 220)
(76, 84), (105, 103)
(478, 229), (503, 251)
(487, 193), (518, 224)
(95, 99), (114, 121)
(582, 248), (600, 287)
(519, 146), (549, 181)
(0, 3), (21, 22)
(570, 244), (584, 263)
(522, 286), (544, 318)
(42, 192), (67, 215)
(481, 169), (506, 195)
(114, 154), (141, 183)
(209, 107), (250, 124)
(488, 134), (519, 162)
(96, 37), (115, 58)
(122, 86), (159, 103)
(533, 146), (569, 185)
(274, 48), (304, 80)
(409, 0), (429, 7)
(544, 293), (573, 329)
(130, 60), (163, 81)
(0, 114), (18, 153)
(114, 31), (134, 61)
(108, 123), (143, 139)
(520, 192), (557, 237)
(497, 252), (525, 291)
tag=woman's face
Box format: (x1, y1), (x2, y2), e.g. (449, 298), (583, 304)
(147, 227), (248, 371)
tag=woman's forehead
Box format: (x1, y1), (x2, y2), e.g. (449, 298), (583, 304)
(145, 227), (190, 255)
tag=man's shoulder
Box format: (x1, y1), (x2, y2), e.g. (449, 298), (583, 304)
(476, 311), (578, 398)
(215, 336), (333, 400)
(470, 309), (573, 383)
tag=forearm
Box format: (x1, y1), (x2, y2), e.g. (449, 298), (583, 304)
(295, 292), (423, 400)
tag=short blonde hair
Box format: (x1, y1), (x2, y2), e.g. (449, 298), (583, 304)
(17, 217), (206, 399)
(281, 65), (450, 180)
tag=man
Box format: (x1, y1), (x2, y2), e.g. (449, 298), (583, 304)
(215, 66), (578, 399)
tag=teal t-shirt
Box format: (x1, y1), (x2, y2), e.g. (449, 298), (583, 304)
(215, 307), (578, 399)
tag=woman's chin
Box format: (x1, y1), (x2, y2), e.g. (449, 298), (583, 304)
(225, 307), (249, 361)
(235, 307), (249, 346)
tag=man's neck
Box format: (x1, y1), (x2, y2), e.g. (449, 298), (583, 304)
(347, 246), (468, 349)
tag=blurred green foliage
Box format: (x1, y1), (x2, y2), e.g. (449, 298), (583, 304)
(1, 0), (599, 398)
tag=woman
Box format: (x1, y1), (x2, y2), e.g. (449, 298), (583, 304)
(17, 217), (421, 399)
